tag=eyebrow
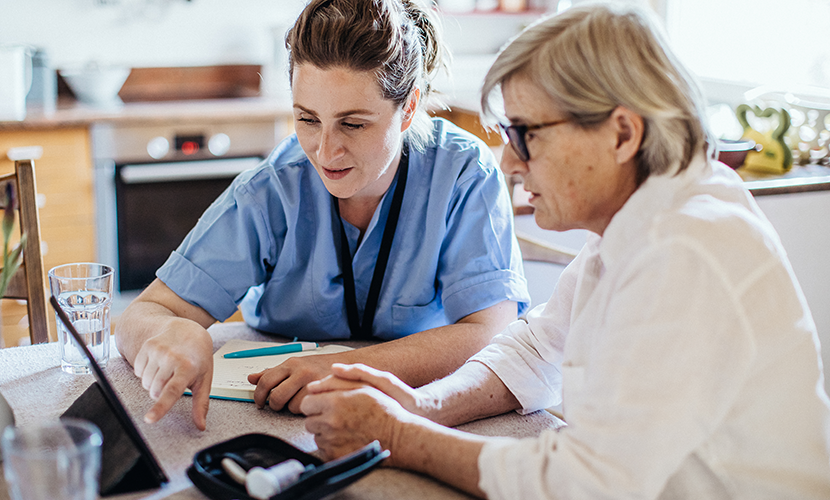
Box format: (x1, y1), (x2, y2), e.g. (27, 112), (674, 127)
(293, 104), (377, 118)
(503, 115), (527, 125)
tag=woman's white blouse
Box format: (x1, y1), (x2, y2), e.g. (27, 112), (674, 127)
(471, 157), (830, 499)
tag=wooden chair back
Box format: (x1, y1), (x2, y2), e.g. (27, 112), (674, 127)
(0, 160), (49, 344)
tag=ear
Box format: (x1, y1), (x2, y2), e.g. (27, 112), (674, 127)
(610, 106), (644, 165)
(400, 88), (421, 132)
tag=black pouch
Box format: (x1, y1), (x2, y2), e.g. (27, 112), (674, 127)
(187, 433), (388, 500)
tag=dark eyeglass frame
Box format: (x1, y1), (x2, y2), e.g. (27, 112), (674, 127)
(499, 119), (571, 162)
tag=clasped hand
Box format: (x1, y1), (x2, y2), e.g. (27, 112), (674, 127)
(248, 353), (347, 413)
(300, 363), (431, 464)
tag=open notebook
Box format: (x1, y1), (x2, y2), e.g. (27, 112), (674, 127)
(193, 339), (353, 402)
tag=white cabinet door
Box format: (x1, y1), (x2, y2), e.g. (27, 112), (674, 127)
(754, 191), (830, 396)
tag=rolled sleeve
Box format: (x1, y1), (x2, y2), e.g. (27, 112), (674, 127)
(155, 165), (285, 321)
(442, 269), (528, 324)
(470, 319), (563, 412)
(437, 151), (530, 321)
(157, 252), (239, 321)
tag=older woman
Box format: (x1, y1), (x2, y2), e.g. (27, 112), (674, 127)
(300, 3), (830, 499)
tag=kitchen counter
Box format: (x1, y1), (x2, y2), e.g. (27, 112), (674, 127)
(741, 163), (830, 195)
(0, 52), (495, 131)
(6, 94), (830, 196)
(0, 96), (294, 130)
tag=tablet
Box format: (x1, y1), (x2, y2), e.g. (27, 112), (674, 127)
(50, 295), (169, 493)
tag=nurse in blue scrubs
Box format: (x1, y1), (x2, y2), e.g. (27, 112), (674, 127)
(115, 0), (529, 431)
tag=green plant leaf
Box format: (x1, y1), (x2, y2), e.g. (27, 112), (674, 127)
(0, 186), (25, 299)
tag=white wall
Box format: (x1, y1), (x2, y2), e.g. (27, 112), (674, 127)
(2, 0), (539, 104)
(1, 0), (306, 69)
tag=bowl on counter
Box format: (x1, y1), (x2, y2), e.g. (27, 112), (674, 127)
(717, 139), (759, 169)
(59, 64), (131, 108)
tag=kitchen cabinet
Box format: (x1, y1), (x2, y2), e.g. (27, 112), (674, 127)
(0, 98), (295, 348)
(431, 108), (502, 146)
(753, 191), (830, 397)
(0, 126), (95, 347)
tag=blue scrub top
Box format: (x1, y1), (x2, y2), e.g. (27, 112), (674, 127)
(157, 118), (529, 341)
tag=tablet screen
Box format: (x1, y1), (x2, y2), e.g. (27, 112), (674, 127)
(50, 295), (168, 487)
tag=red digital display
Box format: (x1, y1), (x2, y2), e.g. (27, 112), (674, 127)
(181, 141), (200, 155)
(175, 134), (205, 156)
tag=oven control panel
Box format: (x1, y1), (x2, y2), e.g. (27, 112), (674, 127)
(92, 119), (281, 164)
(148, 132), (245, 160)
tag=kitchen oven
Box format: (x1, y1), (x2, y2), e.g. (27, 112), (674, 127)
(92, 118), (285, 311)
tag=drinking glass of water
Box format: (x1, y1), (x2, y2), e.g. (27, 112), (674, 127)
(48, 263), (113, 374)
(2, 419), (103, 500)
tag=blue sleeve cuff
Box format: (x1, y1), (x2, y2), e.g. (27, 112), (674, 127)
(156, 252), (240, 322)
(442, 269), (530, 323)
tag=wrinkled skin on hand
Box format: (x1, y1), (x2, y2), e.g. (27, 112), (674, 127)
(302, 383), (412, 464)
(300, 363), (429, 463)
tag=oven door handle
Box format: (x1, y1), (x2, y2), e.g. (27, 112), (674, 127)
(119, 157), (262, 184)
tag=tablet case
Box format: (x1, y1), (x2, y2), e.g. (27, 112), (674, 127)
(61, 382), (167, 495)
(51, 296), (169, 496)
(187, 434), (388, 500)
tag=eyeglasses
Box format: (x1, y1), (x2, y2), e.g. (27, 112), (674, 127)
(499, 119), (571, 162)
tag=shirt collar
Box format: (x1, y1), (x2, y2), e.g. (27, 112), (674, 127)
(598, 154), (714, 270)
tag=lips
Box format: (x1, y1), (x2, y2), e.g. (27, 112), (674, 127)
(322, 166), (352, 180)
(523, 186), (539, 203)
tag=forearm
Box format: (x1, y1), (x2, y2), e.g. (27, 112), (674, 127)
(116, 301), (187, 364)
(393, 415), (512, 498)
(417, 360), (521, 427)
(335, 324), (487, 387)
(337, 301), (517, 388)
(115, 279), (215, 365)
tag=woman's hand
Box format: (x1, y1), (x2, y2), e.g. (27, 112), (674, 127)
(300, 363), (435, 464)
(300, 379), (419, 465)
(301, 363), (493, 496)
(306, 363), (432, 416)
(131, 319), (215, 430)
(116, 279), (218, 431)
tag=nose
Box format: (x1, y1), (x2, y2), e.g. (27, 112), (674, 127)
(500, 142), (528, 178)
(316, 127), (345, 165)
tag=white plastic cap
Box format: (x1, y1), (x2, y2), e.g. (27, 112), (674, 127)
(246, 459), (306, 500)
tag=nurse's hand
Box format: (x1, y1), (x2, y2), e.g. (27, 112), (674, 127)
(248, 352), (346, 413)
(131, 320), (214, 430)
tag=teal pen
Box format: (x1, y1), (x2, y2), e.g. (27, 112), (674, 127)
(223, 342), (319, 359)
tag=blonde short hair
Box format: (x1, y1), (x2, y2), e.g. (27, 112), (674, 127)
(482, 2), (713, 181)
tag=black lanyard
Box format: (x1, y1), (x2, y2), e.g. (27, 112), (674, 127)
(333, 146), (409, 340)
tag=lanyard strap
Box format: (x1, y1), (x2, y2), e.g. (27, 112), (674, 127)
(334, 146), (409, 339)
